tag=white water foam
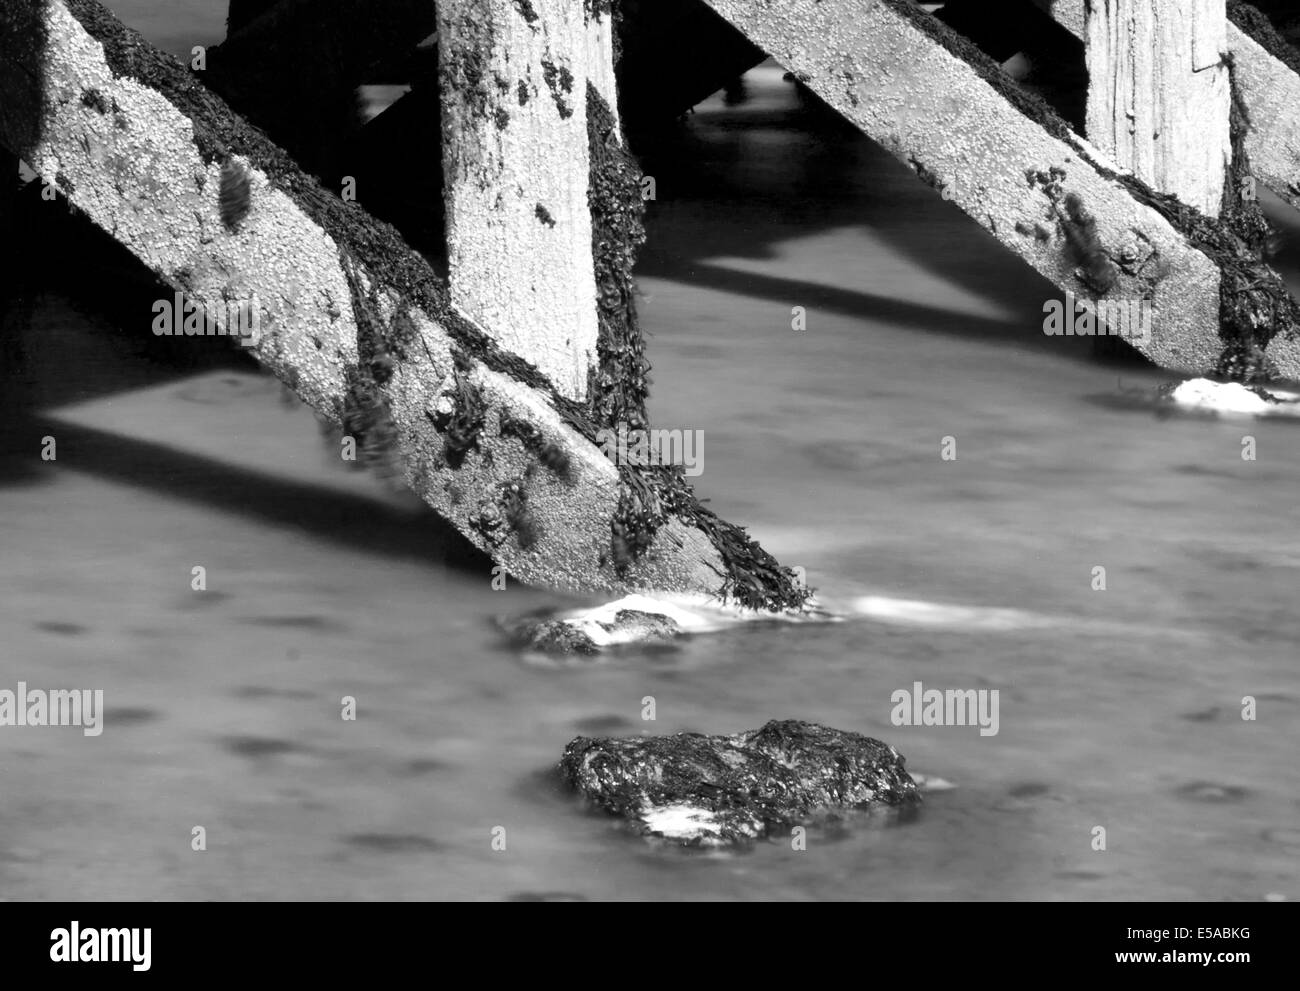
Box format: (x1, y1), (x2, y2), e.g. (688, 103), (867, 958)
(849, 595), (1055, 632)
(554, 592), (834, 646)
(1170, 378), (1300, 418)
(639, 803), (728, 841)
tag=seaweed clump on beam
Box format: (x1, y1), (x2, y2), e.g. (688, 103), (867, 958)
(337, 255), (405, 484)
(586, 83), (650, 432)
(499, 411), (573, 480)
(1057, 190), (1120, 293)
(1214, 56), (1283, 380)
(429, 354), (487, 469)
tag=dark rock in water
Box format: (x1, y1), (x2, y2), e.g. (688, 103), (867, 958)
(509, 605), (682, 655)
(602, 609), (680, 642)
(560, 719), (920, 845)
(524, 620), (601, 655)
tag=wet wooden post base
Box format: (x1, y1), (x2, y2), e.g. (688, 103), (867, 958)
(1085, 0), (1230, 217)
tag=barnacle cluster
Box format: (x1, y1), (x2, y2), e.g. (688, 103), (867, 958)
(469, 479), (540, 550)
(499, 411), (572, 480)
(428, 355), (486, 468)
(1057, 191), (1119, 294)
(586, 84), (651, 434)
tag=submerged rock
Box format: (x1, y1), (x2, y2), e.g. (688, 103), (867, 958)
(521, 620), (603, 655)
(511, 603), (682, 655)
(559, 719), (921, 845)
(503, 593), (831, 656)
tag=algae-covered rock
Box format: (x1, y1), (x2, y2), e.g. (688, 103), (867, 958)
(502, 594), (692, 656)
(560, 719), (921, 845)
(509, 608), (681, 655)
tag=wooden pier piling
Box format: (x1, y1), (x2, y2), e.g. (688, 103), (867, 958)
(5, 0), (1300, 606)
(0, 0), (806, 609)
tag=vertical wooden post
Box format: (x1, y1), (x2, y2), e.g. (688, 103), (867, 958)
(1085, 0), (1231, 216)
(437, 0), (600, 401)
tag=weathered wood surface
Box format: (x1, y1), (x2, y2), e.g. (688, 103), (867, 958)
(437, 0), (600, 401)
(1036, 0), (1300, 213)
(1084, 0), (1230, 217)
(0, 0), (807, 605)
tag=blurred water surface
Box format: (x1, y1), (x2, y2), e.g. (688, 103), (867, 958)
(0, 6), (1296, 901)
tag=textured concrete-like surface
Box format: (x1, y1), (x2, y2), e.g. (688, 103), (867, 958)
(705, 0), (1225, 373)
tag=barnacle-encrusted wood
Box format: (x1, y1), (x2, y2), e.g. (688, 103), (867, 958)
(704, 0), (1300, 380)
(0, 0), (805, 606)
(560, 720), (921, 846)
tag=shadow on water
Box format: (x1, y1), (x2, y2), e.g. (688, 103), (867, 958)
(0, 176), (488, 576)
(635, 77), (1163, 367)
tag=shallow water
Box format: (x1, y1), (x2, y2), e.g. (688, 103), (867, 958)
(1, 10), (1298, 901)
